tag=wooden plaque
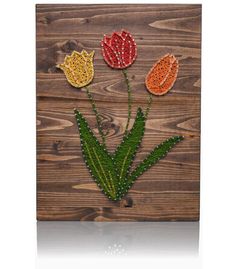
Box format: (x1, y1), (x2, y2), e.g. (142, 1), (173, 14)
(36, 4), (201, 221)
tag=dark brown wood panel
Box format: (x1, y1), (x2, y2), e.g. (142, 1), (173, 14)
(36, 4), (201, 221)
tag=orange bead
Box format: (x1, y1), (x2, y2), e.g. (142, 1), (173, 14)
(145, 54), (179, 95)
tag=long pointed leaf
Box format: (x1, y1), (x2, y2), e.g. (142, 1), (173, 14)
(118, 135), (184, 199)
(74, 109), (119, 200)
(113, 108), (145, 189)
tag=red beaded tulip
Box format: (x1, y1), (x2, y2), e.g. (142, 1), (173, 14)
(101, 30), (137, 69)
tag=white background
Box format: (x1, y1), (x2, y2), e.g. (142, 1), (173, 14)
(0, 0), (236, 268)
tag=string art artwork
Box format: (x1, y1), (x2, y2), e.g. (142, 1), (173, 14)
(57, 30), (183, 201)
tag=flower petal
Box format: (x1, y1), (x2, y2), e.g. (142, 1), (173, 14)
(104, 35), (112, 45)
(81, 49), (89, 60)
(121, 30), (128, 39)
(110, 33), (124, 67)
(101, 41), (119, 68)
(122, 31), (137, 67)
(161, 56), (178, 92)
(88, 50), (95, 59)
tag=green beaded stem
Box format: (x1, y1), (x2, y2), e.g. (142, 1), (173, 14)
(145, 93), (153, 119)
(85, 86), (106, 145)
(122, 69), (132, 134)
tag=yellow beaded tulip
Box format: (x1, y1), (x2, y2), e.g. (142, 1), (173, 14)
(57, 50), (95, 88)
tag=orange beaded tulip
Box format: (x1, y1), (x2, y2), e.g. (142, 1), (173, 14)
(145, 54), (179, 95)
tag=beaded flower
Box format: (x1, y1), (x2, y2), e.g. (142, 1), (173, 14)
(145, 54), (179, 95)
(101, 30), (137, 69)
(57, 50), (95, 88)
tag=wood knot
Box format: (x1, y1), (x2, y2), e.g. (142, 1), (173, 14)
(101, 121), (111, 130)
(38, 16), (51, 25)
(58, 163), (71, 169)
(101, 207), (113, 214)
(62, 40), (79, 52)
(53, 140), (63, 152)
(48, 65), (61, 73)
(121, 196), (133, 208)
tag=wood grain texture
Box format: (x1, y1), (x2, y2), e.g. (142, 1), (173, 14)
(36, 4), (201, 221)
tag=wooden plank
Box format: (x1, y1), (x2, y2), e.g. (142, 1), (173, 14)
(36, 4), (201, 221)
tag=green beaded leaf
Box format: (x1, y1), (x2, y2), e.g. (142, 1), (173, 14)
(74, 108), (183, 201)
(113, 108), (145, 187)
(118, 135), (184, 199)
(74, 109), (119, 200)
